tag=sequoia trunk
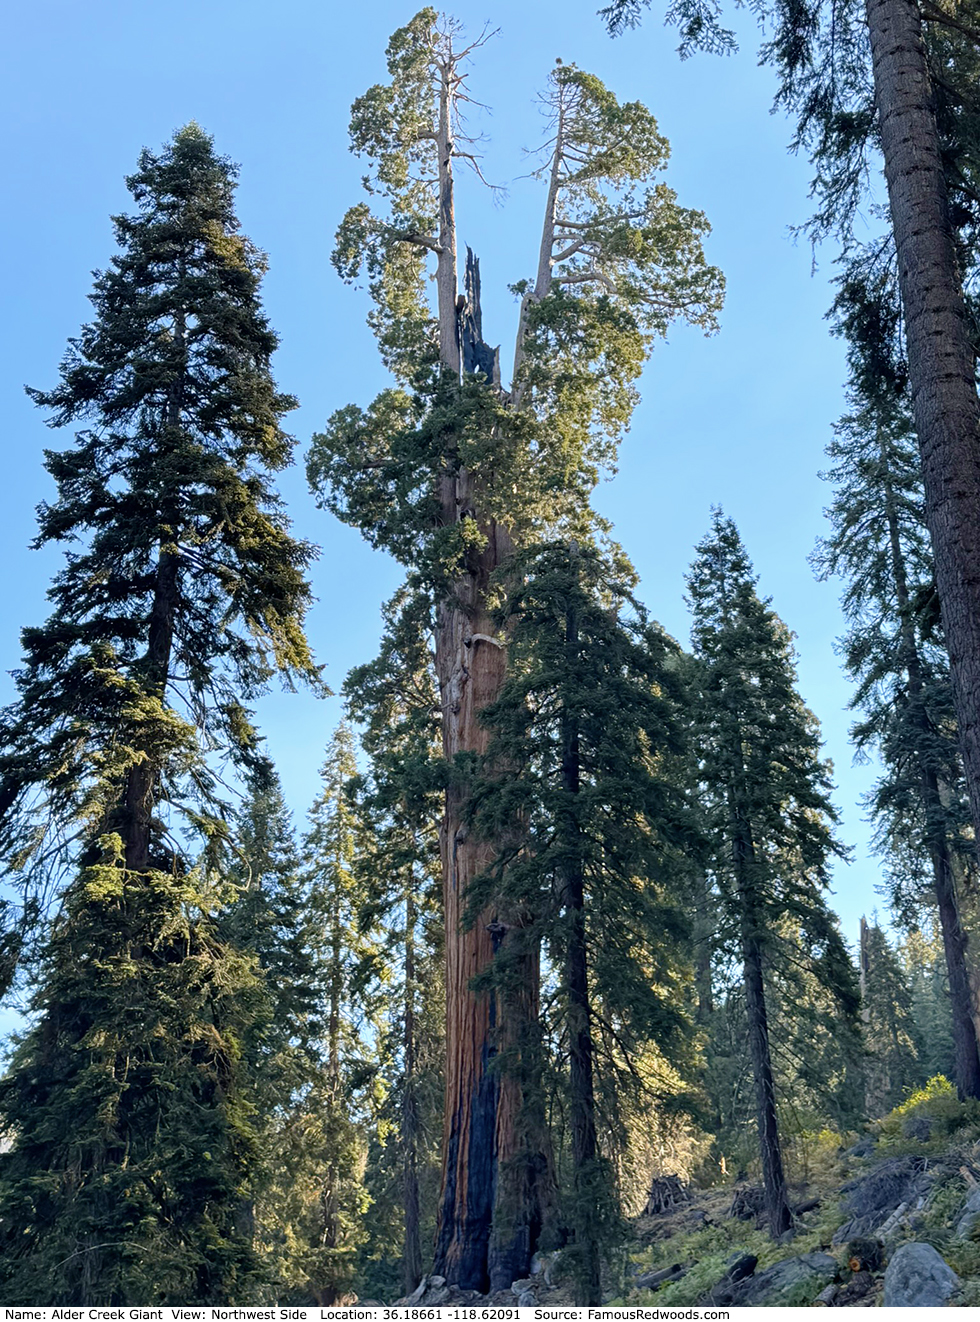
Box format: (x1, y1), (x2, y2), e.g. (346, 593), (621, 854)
(432, 519), (512, 1290)
(866, 0), (980, 862)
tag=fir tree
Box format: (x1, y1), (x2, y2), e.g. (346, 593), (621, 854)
(0, 125), (317, 1304)
(814, 394), (980, 1097)
(687, 511), (860, 1237)
(344, 589), (446, 1300)
(467, 541), (696, 1300)
(860, 918), (923, 1115)
(293, 724), (380, 1305)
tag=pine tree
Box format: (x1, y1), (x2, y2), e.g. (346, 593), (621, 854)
(0, 125), (317, 1304)
(467, 540), (696, 1300)
(687, 511), (860, 1237)
(309, 10), (722, 1286)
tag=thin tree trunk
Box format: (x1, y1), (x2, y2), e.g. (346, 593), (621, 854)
(866, 0), (980, 870)
(731, 811), (791, 1238)
(557, 591), (602, 1306)
(403, 888), (423, 1297)
(882, 469), (980, 1097)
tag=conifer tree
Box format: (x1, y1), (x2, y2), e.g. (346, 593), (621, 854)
(220, 763), (329, 1302)
(814, 395), (980, 1097)
(345, 589), (446, 1299)
(309, 8), (722, 1288)
(295, 724), (379, 1305)
(902, 927), (957, 1081)
(860, 918), (923, 1115)
(0, 125), (317, 1304)
(687, 512), (859, 1237)
(467, 541), (696, 1301)
(604, 0), (980, 883)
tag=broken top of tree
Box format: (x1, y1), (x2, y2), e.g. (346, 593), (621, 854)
(312, 9), (726, 1291)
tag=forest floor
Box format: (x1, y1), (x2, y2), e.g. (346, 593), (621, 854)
(398, 1081), (980, 1307)
(615, 1085), (980, 1307)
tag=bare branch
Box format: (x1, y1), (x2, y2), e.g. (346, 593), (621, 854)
(553, 270), (618, 293)
(552, 238), (589, 263)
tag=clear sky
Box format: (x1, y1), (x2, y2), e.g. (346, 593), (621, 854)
(0, 0), (886, 949)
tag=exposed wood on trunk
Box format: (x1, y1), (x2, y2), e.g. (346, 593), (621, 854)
(512, 86), (565, 402)
(866, 0), (980, 879)
(435, 51), (461, 378)
(487, 926), (558, 1292)
(433, 520), (514, 1289)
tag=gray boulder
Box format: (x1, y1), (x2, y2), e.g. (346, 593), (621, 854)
(707, 1252), (837, 1305)
(957, 1186), (980, 1240)
(833, 1156), (931, 1243)
(883, 1242), (960, 1307)
(738, 1252), (838, 1305)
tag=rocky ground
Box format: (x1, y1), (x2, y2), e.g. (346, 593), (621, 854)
(395, 1117), (980, 1307)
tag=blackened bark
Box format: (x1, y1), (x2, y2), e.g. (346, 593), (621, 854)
(866, 0), (980, 875)
(487, 927), (557, 1292)
(434, 245), (556, 1288)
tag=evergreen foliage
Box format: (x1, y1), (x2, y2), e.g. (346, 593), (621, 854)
(687, 511), (860, 1234)
(0, 125), (317, 1303)
(861, 920), (923, 1115)
(466, 540), (697, 1298)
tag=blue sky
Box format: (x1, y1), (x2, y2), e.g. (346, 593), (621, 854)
(0, 0), (886, 946)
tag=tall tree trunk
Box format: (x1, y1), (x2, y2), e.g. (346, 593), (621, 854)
(433, 524), (511, 1291)
(429, 50), (551, 1277)
(882, 470), (980, 1097)
(731, 813), (792, 1238)
(556, 591), (602, 1306)
(403, 888), (423, 1297)
(487, 924), (558, 1292)
(866, 0), (980, 870)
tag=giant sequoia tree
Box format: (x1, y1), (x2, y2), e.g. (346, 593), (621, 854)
(0, 125), (317, 1304)
(687, 512), (859, 1237)
(308, 8), (722, 1288)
